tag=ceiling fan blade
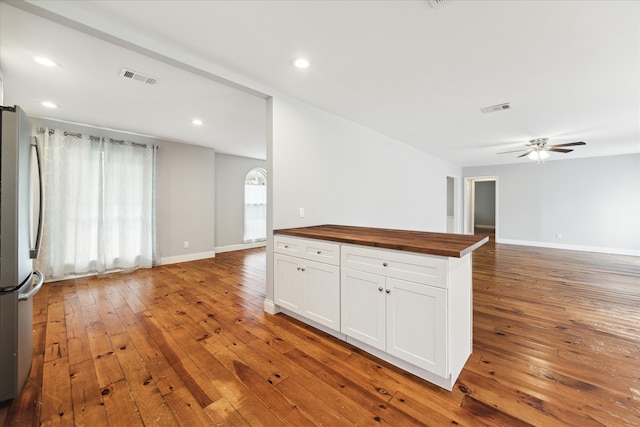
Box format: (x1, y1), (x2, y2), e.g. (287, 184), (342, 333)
(549, 141), (586, 148)
(547, 148), (573, 153)
(517, 150), (534, 158)
(497, 149), (527, 154)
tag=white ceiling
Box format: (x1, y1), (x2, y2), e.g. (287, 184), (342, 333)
(1, 0), (638, 166)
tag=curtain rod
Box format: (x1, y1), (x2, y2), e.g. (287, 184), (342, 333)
(38, 127), (154, 149)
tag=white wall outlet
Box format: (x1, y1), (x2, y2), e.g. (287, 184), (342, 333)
(555, 233), (562, 239)
(183, 241), (190, 249)
(299, 207), (305, 218)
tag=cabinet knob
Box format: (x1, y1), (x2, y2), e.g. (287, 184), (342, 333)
(385, 289), (391, 294)
(382, 262), (388, 267)
(284, 245), (289, 248)
(317, 250), (322, 254)
(296, 267), (301, 271)
(301, 268), (306, 272)
(378, 287), (383, 292)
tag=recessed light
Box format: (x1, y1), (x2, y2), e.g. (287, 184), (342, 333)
(34, 56), (60, 67)
(292, 57), (310, 69)
(41, 101), (59, 108)
(192, 119), (203, 126)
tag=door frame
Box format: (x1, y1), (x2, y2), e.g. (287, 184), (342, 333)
(446, 176), (458, 233)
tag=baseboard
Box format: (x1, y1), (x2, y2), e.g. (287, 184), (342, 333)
(159, 251), (216, 265)
(263, 299), (278, 315)
(215, 241), (266, 253)
(497, 238), (640, 256)
(475, 225), (495, 230)
(42, 270), (114, 283)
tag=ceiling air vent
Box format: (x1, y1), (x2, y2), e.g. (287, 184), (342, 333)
(481, 102), (511, 114)
(119, 68), (158, 85)
(428, 0), (446, 8)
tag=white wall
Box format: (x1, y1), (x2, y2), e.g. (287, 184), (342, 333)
(156, 140), (215, 264)
(31, 117), (217, 265)
(215, 153), (266, 251)
(463, 154), (640, 255)
(271, 94), (461, 231)
(266, 94), (462, 304)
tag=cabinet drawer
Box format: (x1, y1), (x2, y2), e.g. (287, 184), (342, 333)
(304, 240), (340, 265)
(341, 244), (447, 288)
(274, 235), (340, 266)
(274, 235), (304, 256)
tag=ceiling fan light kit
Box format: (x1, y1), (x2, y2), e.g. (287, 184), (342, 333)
(528, 150), (549, 161)
(498, 138), (586, 164)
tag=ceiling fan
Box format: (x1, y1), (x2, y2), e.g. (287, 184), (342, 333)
(498, 138), (586, 161)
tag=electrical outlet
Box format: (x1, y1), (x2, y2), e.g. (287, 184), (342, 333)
(299, 207), (305, 218)
(555, 233), (562, 239)
(184, 241), (190, 249)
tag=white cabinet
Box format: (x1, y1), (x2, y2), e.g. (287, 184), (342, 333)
(273, 232), (473, 391)
(341, 266), (448, 378)
(274, 237), (340, 331)
(274, 253), (304, 313)
(274, 235), (340, 265)
(385, 277), (447, 377)
(303, 259), (340, 329)
(341, 244), (469, 383)
(342, 244), (447, 287)
(340, 268), (385, 349)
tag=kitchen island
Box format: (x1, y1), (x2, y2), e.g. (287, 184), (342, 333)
(271, 225), (488, 391)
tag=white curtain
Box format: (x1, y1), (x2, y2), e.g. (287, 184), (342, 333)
(36, 129), (156, 279)
(103, 140), (156, 271)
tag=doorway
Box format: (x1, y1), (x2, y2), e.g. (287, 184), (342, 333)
(464, 177), (497, 237)
(243, 168), (267, 243)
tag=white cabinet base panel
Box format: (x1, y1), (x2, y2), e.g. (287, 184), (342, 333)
(345, 336), (461, 391)
(277, 307), (347, 341)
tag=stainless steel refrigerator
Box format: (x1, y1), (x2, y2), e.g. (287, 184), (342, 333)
(0, 105), (44, 402)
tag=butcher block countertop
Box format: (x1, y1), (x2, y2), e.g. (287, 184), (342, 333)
(274, 224), (489, 258)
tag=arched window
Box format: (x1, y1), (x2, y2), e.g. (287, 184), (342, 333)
(243, 168), (267, 243)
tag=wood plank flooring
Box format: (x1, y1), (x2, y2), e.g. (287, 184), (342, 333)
(1, 238), (638, 426)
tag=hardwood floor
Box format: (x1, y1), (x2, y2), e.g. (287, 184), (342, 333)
(1, 239), (638, 426)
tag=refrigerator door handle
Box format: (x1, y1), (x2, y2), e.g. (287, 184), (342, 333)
(18, 270), (44, 301)
(30, 137), (45, 259)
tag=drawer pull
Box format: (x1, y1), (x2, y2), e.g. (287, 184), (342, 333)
(284, 245), (289, 248)
(317, 250), (322, 254)
(382, 262), (388, 267)
(378, 287), (384, 292)
(385, 289), (391, 294)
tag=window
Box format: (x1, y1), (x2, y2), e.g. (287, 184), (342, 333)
(243, 168), (266, 243)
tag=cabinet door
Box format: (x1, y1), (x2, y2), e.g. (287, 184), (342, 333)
(341, 268), (385, 350)
(303, 259), (340, 330)
(274, 254), (304, 314)
(386, 278), (447, 377)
